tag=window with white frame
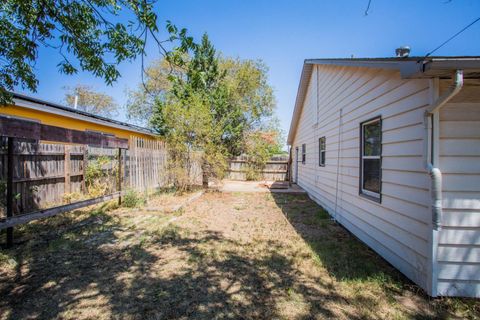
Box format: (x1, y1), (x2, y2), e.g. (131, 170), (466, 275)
(302, 143), (306, 164)
(360, 117), (382, 200)
(319, 137), (326, 166)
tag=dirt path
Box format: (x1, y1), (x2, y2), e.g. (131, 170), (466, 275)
(0, 192), (477, 319)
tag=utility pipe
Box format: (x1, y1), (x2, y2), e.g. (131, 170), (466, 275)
(425, 69), (463, 297)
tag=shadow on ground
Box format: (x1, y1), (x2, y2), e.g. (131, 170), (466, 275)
(0, 193), (478, 319)
(270, 192), (480, 320)
(0, 199), (360, 320)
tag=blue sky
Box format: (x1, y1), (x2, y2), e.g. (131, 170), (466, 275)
(17, 0), (480, 141)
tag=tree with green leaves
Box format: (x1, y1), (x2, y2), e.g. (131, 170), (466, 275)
(64, 85), (118, 117)
(126, 58), (186, 126)
(151, 34), (230, 187)
(0, 0), (194, 105)
(220, 57), (277, 155)
(128, 42), (277, 155)
(148, 34), (281, 187)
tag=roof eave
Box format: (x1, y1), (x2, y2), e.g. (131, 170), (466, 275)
(287, 57), (480, 146)
(10, 92), (156, 137)
(305, 58), (403, 70)
(287, 62), (314, 145)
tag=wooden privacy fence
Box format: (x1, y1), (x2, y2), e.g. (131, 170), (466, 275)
(126, 137), (203, 192)
(0, 136), (182, 220)
(0, 139), (87, 215)
(127, 136), (168, 192)
(0, 114), (209, 247)
(0, 140), (128, 218)
(0, 135), (204, 220)
(0, 115), (129, 247)
(226, 155), (289, 181)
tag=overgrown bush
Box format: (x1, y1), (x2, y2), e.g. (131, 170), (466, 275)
(166, 148), (210, 193)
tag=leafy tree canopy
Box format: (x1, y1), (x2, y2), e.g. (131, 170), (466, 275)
(64, 84), (118, 117)
(144, 34), (281, 185)
(0, 0), (194, 105)
(126, 57), (185, 125)
(128, 35), (279, 155)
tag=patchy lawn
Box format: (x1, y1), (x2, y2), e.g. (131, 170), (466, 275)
(0, 192), (478, 319)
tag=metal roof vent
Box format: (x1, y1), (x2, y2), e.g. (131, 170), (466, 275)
(395, 46), (411, 58)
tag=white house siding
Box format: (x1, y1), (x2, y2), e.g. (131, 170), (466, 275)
(291, 65), (432, 291)
(437, 81), (480, 297)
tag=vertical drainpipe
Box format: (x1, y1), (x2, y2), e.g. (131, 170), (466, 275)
(425, 69), (463, 297)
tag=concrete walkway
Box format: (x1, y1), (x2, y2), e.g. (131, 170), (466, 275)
(218, 180), (306, 194)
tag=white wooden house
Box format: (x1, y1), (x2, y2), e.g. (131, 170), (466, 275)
(287, 56), (480, 297)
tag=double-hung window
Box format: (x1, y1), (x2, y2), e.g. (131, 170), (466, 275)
(302, 143), (306, 164)
(360, 117), (382, 201)
(319, 137), (326, 166)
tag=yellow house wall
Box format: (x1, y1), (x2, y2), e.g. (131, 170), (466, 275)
(0, 104), (155, 141)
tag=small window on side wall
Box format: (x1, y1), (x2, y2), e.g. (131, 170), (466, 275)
(319, 137), (326, 166)
(360, 117), (382, 201)
(302, 143), (306, 164)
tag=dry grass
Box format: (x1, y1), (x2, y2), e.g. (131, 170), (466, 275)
(0, 192), (478, 319)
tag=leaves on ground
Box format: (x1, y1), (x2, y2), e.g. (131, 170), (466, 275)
(0, 192), (478, 319)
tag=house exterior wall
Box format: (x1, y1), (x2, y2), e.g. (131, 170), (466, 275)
(0, 104), (154, 141)
(436, 81), (480, 297)
(291, 64), (433, 292)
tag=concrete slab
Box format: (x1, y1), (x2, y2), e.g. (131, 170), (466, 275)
(218, 180), (306, 194)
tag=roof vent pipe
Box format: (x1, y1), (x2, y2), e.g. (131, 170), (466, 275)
(395, 46), (411, 58)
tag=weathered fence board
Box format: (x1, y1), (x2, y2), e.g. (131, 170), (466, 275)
(127, 137), (169, 192)
(0, 192), (122, 230)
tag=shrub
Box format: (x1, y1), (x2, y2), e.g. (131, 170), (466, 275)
(85, 155), (117, 197)
(62, 192), (83, 204)
(122, 189), (144, 208)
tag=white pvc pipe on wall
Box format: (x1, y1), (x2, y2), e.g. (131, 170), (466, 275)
(425, 69), (463, 297)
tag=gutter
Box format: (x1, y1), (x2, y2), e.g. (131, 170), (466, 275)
(425, 69), (463, 297)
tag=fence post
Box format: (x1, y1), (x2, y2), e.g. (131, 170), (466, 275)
(64, 145), (71, 194)
(6, 137), (14, 247)
(82, 146), (88, 193)
(288, 147), (292, 186)
(142, 146), (148, 203)
(118, 148), (122, 205)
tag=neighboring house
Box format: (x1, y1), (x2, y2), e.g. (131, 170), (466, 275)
(287, 56), (480, 297)
(0, 92), (156, 141)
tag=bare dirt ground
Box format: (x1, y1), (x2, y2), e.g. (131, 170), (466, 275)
(0, 191), (478, 319)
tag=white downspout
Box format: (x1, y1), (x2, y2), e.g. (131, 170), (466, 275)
(426, 69), (463, 297)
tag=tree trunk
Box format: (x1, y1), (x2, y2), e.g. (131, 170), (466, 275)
(201, 161), (209, 189)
